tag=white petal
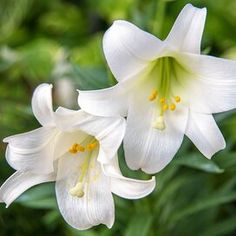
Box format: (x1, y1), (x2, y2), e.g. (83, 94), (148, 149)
(124, 91), (188, 174)
(96, 117), (126, 164)
(103, 20), (163, 81)
(53, 108), (91, 160)
(178, 53), (236, 114)
(78, 77), (135, 117)
(56, 152), (114, 230)
(185, 112), (226, 159)
(54, 107), (86, 131)
(0, 171), (55, 207)
(165, 4), (206, 54)
(78, 61), (154, 119)
(55, 108), (126, 163)
(32, 83), (54, 126)
(3, 127), (55, 149)
(4, 127), (57, 174)
(83, 112), (126, 163)
(102, 157), (156, 199)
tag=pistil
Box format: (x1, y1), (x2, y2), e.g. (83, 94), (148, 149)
(68, 139), (98, 198)
(148, 57), (181, 130)
(146, 57), (184, 130)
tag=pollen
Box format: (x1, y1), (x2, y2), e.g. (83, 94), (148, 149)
(175, 96), (181, 103)
(170, 104), (176, 111)
(76, 145), (85, 152)
(69, 143), (79, 154)
(68, 143), (85, 154)
(160, 97), (165, 104)
(148, 89), (158, 101)
(86, 142), (97, 151)
(68, 139), (98, 155)
(162, 104), (168, 111)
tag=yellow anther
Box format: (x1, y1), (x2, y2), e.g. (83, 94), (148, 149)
(76, 145), (85, 152)
(175, 96), (181, 103)
(160, 97), (165, 104)
(69, 143), (79, 154)
(148, 90), (158, 101)
(162, 104), (168, 111)
(86, 142), (97, 151)
(170, 104), (176, 111)
(69, 148), (77, 154)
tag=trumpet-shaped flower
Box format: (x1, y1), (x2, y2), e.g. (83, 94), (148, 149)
(78, 4), (236, 174)
(0, 84), (156, 230)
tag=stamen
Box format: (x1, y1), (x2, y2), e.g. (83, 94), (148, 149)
(175, 96), (181, 103)
(152, 115), (165, 130)
(170, 104), (176, 111)
(148, 89), (158, 101)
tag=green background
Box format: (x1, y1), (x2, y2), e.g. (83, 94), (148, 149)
(0, 0), (236, 235)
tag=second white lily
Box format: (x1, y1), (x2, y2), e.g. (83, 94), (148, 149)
(0, 83), (156, 230)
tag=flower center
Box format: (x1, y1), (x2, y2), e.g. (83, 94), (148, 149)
(147, 57), (182, 131)
(68, 139), (98, 198)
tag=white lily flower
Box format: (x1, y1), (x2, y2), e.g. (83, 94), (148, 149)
(0, 83), (156, 230)
(78, 4), (236, 174)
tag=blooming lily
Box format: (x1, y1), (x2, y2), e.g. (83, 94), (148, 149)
(0, 83), (156, 229)
(78, 4), (236, 174)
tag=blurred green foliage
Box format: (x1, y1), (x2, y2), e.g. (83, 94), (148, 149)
(0, 0), (236, 235)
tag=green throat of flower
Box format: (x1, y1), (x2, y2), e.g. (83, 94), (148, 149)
(68, 138), (98, 198)
(147, 57), (182, 131)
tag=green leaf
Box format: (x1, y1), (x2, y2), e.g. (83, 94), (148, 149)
(16, 39), (59, 80)
(70, 34), (104, 66)
(16, 183), (57, 209)
(171, 192), (236, 222)
(174, 153), (224, 174)
(0, 0), (32, 40)
(154, 176), (186, 211)
(42, 210), (60, 226)
(202, 216), (236, 236)
(72, 66), (110, 90)
(66, 226), (97, 236)
(87, 0), (134, 23)
(215, 152), (236, 169)
(125, 214), (153, 236)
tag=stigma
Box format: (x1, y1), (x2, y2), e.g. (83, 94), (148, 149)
(152, 115), (165, 130)
(68, 139), (97, 198)
(69, 182), (84, 197)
